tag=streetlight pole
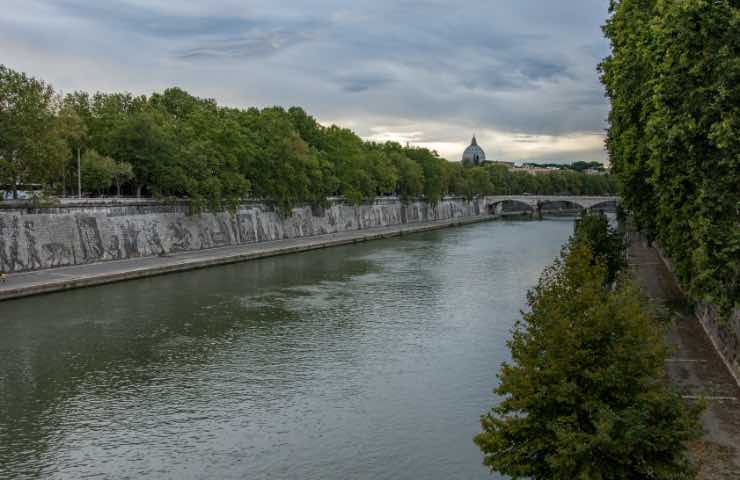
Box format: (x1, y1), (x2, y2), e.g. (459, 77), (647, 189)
(77, 146), (81, 198)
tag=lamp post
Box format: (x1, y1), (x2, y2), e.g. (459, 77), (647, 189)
(77, 146), (81, 198)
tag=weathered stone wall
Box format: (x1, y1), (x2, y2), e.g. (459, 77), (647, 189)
(696, 304), (740, 383)
(0, 196), (486, 273)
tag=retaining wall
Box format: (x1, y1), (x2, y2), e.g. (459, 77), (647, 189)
(0, 197), (486, 273)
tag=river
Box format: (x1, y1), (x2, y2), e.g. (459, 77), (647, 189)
(0, 218), (575, 479)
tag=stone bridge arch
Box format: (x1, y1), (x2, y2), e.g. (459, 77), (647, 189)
(487, 199), (535, 215)
(484, 195), (620, 217)
(537, 199), (584, 214)
(587, 199), (618, 212)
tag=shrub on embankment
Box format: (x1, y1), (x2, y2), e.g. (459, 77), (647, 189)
(475, 215), (702, 479)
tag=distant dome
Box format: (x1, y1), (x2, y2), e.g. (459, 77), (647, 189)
(462, 135), (486, 166)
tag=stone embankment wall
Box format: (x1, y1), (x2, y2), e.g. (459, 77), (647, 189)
(0, 197), (486, 273)
(696, 304), (740, 384)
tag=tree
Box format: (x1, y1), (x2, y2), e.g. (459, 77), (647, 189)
(461, 167), (492, 201)
(4, 64), (620, 208)
(80, 149), (116, 194)
(394, 154), (424, 202)
(599, 0), (659, 237)
(55, 104), (88, 196)
(600, 0), (739, 314)
(0, 65), (67, 198)
(475, 242), (701, 479)
(573, 211), (626, 285)
(401, 146), (450, 205)
(647, 0), (739, 314)
(109, 108), (174, 198)
(111, 161), (134, 197)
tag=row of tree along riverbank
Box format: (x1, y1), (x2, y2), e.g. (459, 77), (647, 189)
(1, 65), (617, 213)
(600, 0), (738, 317)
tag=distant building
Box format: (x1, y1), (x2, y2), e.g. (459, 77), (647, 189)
(490, 161), (515, 170)
(512, 166), (559, 175)
(462, 135), (486, 166)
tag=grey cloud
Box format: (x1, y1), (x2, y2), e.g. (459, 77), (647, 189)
(176, 27), (324, 60)
(52, 0), (257, 38)
(519, 59), (571, 81)
(2, 0), (613, 162)
(338, 73), (394, 93)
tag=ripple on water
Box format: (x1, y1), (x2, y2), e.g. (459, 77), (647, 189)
(0, 219), (575, 480)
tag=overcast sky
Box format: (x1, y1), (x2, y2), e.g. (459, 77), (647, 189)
(2, 0), (612, 163)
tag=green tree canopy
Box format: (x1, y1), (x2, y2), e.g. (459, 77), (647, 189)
(80, 149), (116, 194)
(600, 0), (739, 313)
(573, 211), (626, 284)
(475, 241), (701, 479)
(2, 64), (619, 209)
(0, 65), (68, 197)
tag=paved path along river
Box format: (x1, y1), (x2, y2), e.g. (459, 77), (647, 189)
(628, 233), (740, 478)
(0, 219), (575, 479)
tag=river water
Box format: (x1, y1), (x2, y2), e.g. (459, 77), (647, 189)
(0, 219), (575, 479)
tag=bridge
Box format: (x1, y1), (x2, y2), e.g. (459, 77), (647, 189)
(485, 195), (620, 216)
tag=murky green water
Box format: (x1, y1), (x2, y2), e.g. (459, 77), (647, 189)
(0, 219), (575, 479)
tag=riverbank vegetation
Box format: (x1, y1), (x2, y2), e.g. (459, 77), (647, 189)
(475, 213), (702, 479)
(600, 0), (739, 314)
(1, 65), (617, 212)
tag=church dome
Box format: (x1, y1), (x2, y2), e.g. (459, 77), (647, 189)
(462, 135), (486, 166)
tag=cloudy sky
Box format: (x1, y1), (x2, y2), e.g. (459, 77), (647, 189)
(2, 0), (612, 163)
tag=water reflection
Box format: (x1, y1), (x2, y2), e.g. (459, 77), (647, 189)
(0, 219), (575, 480)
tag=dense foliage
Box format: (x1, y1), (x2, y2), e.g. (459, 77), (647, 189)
(600, 0), (739, 313)
(573, 212), (626, 284)
(0, 66), (68, 198)
(522, 161), (607, 172)
(2, 66), (616, 212)
(475, 217), (701, 479)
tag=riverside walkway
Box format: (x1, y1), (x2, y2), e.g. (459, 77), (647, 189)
(628, 233), (740, 478)
(0, 214), (493, 302)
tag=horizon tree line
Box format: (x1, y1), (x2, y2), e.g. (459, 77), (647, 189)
(1, 65), (617, 213)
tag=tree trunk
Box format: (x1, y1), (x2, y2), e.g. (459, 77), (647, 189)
(11, 154), (18, 199)
(115, 178), (121, 197)
(136, 184), (143, 198)
(77, 146), (82, 198)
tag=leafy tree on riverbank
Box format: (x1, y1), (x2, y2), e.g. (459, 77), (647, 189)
(0, 66), (68, 198)
(80, 150), (116, 194)
(600, 0), (739, 314)
(475, 239), (701, 479)
(573, 212), (625, 284)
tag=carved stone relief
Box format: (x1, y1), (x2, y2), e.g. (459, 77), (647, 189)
(77, 217), (104, 261)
